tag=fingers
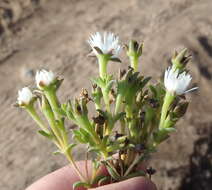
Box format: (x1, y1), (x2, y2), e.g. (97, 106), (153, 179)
(25, 161), (107, 190)
(25, 161), (156, 190)
(26, 165), (79, 190)
(91, 177), (157, 190)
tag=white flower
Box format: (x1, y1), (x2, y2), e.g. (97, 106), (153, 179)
(164, 67), (198, 95)
(17, 87), (33, 105)
(35, 69), (55, 89)
(88, 32), (121, 58)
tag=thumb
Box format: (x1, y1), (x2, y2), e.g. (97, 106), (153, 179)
(90, 177), (157, 190)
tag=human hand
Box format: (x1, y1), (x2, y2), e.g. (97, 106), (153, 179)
(26, 161), (157, 190)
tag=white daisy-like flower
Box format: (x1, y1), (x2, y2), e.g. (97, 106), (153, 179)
(164, 67), (198, 95)
(35, 69), (55, 89)
(17, 87), (33, 105)
(87, 32), (121, 58)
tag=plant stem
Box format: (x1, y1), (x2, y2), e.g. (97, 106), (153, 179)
(98, 55), (109, 79)
(124, 153), (140, 176)
(44, 89), (68, 147)
(159, 91), (175, 129)
(115, 94), (123, 115)
(46, 113), (64, 147)
(125, 105), (137, 138)
(44, 89), (60, 119)
(130, 56), (139, 72)
(102, 89), (110, 112)
(85, 152), (89, 182)
(65, 151), (87, 182)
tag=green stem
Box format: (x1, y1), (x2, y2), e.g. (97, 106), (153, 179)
(65, 151), (87, 182)
(44, 89), (60, 119)
(44, 89), (68, 146)
(41, 98), (64, 146)
(102, 89), (110, 112)
(26, 106), (48, 133)
(98, 55), (109, 79)
(130, 56), (139, 72)
(115, 94), (123, 115)
(125, 105), (137, 138)
(159, 91), (175, 129)
(124, 153), (140, 176)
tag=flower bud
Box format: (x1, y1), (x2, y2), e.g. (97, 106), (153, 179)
(171, 48), (191, 71)
(92, 114), (105, 125)
(17, 87), (34, 106)
(35, 69), (56, 89)
(126, 40), (143, 57)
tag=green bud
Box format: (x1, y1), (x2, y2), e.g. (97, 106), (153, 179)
(171, 48), (191, 71)
(126, 40), (143, 57)
(126, 40), (143, 71)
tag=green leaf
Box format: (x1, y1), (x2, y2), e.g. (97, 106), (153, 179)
(93, 46), (103, 54)
(91, 77), (105, 88)
(107, 143), (125, 152)
(53, 150), (61, 155)
(116, 135), (127, 143)
(73, 130), (86, 143)
(153, 129), (170, 143)
(165, 127), (176, 132)
(114, 112), (125, 122)
(72, 181), (90, 190)
(38, 130), (54, 140)
(105, 80), (115, 93)
(102, 135), (109, 146)
(66, 110), (75, 120)
(92, 175), (109, 185)
(79, 128), (94, 145)
(98, 176), (110, 186)
(65, 143), (77, 153)
(56, 108), (66, 116)
(121, 170), (145, 180)
(110, 57), (122, 63)
(91, 175), (103, 185)
(92, 159), (101, 170)
(149, 85), (157, 97)
(96, 109), (108, 119)
(61, 103), (67, 111)
(87, 146), (99, 152)
(140, 76), (151, 89)
(103, 161), (120, 180)
(55, 119), (66, 132)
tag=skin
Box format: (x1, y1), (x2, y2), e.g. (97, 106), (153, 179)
(26, 161), (157, 190)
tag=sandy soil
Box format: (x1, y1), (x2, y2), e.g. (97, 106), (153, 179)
(0, 0), (212, 190)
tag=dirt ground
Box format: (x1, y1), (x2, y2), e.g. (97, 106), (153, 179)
(0, 0), (212, 190)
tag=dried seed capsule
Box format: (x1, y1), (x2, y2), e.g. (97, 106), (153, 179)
(140, 111), (146, 122)
(149, 98), (159, 108)
(92, 114), (105, 125)
(119, 69), (127, 79)
(146, 167), (156, 179)
(115, 132), (124, 139)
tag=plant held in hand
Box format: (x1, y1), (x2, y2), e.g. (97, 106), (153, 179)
(15, 32), (198, 189)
